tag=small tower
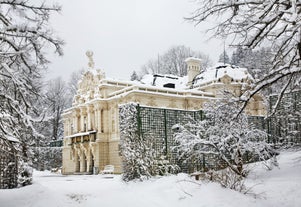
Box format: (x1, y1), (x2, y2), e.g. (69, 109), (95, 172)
(185, 57), (202, 86)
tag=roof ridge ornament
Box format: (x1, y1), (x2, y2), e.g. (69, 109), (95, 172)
(86, 50), (95, 69)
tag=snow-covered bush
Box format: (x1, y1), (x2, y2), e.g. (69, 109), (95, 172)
(119, 103), (157, 181)
(208, 168), (248, 192)
(18, 161), (33, 187)
(173, 100), (277, 178)
(154, 156), (180, 176)
(32, 147), (62, 171)
(119, 103), (179, 181)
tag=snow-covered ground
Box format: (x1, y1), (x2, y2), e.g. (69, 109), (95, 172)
(1, 150), (300, 207)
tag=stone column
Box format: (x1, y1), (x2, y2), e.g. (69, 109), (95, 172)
(73, 113), (77, 133)
(74, 109), (81, 133)
(63, 118), (68, 136)
(80, 153), (86, 173)
(90, 107), (95, 130)
(98, 108), (102, 132)
(65, 119), (69, 136)
(74, 149), (80, 172)
(67, 117), (73, 135)
(86, 150), (93, 173)
(87, 106), (91, 131)
(94, 103), (102, 132)
(101, 108), (105, 133)
(94, 107), (98, 131)
(87, 105), (94, 131)
(80, 107), (87, 132)
(80, 111), (84, 132)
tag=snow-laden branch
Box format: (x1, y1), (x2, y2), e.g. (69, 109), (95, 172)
(0, 0), (63, 163)
(173, 100), (276, 176)
(188, 0), (301, 112)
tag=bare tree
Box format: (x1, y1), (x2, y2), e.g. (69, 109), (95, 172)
(68, 68), (85, 101)
(139, 45), (212, 77)
(44, 77), (69, 141)
(218, 51), (230, 64)
(188, 0), (301, 114)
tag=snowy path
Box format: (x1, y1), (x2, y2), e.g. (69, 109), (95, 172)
(1, 150), (301, 207)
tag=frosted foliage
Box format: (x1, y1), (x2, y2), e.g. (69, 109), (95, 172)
(0, 1), (62, 144)
(32, 147), (62, 171)
(119, 104), (157, 181)
(119, 104), (179, 181)
(173, 100), (276, 177)
(189, 0), (301, 112)
(18, 160), (33, 186)
(0, 0), (62, 187)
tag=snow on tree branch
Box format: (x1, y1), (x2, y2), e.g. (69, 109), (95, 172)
(0, 0), (63, 186)
(119, 103), (156, 181)
(119, 104), (179, 181)
(173, 99), (276, 177)
(188, 0), (301, 113)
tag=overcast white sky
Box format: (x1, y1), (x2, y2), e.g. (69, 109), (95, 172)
(47, 0), (223, 81)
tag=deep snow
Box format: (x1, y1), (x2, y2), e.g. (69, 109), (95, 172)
(1, 150), (300, 207)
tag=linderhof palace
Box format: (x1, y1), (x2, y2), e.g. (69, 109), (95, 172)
(62, 51), (266, 175)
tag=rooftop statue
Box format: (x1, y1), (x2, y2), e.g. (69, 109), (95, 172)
(86, 50), (95, 69)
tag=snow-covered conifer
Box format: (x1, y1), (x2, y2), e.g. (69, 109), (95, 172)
(218, 51), (230, 64)
(130, 71), (139, 81)
(119, 104), (157, 181)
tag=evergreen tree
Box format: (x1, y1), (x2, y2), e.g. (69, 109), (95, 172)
(119, 104), (179, 181)
(218, 51), (230, 64)
(119, 104), (157, 181)
(130, 70), (139, 81)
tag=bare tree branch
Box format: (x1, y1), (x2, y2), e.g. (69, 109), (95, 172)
(188, 0), (301, 114)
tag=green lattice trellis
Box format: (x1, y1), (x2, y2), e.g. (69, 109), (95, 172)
(0, 138), (18, 189)
(135, 105), (210, 173)
(119, 93), (301, 173)
(122, 104), (269, 173)
(268, 90), (301, 145)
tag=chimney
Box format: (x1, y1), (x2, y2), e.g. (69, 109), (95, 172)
(185, 57), (202, 86)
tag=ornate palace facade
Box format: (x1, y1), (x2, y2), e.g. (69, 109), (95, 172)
(62, 53), (265, 174)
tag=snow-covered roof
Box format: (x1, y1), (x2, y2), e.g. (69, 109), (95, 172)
(193, 63), (254, 87)
(139, 64), (254, 90)
(185, 57), (202, 62)
(140, 74), (188, 89)
(71, 62), (255, 109)
(65, 130), (97, 138)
